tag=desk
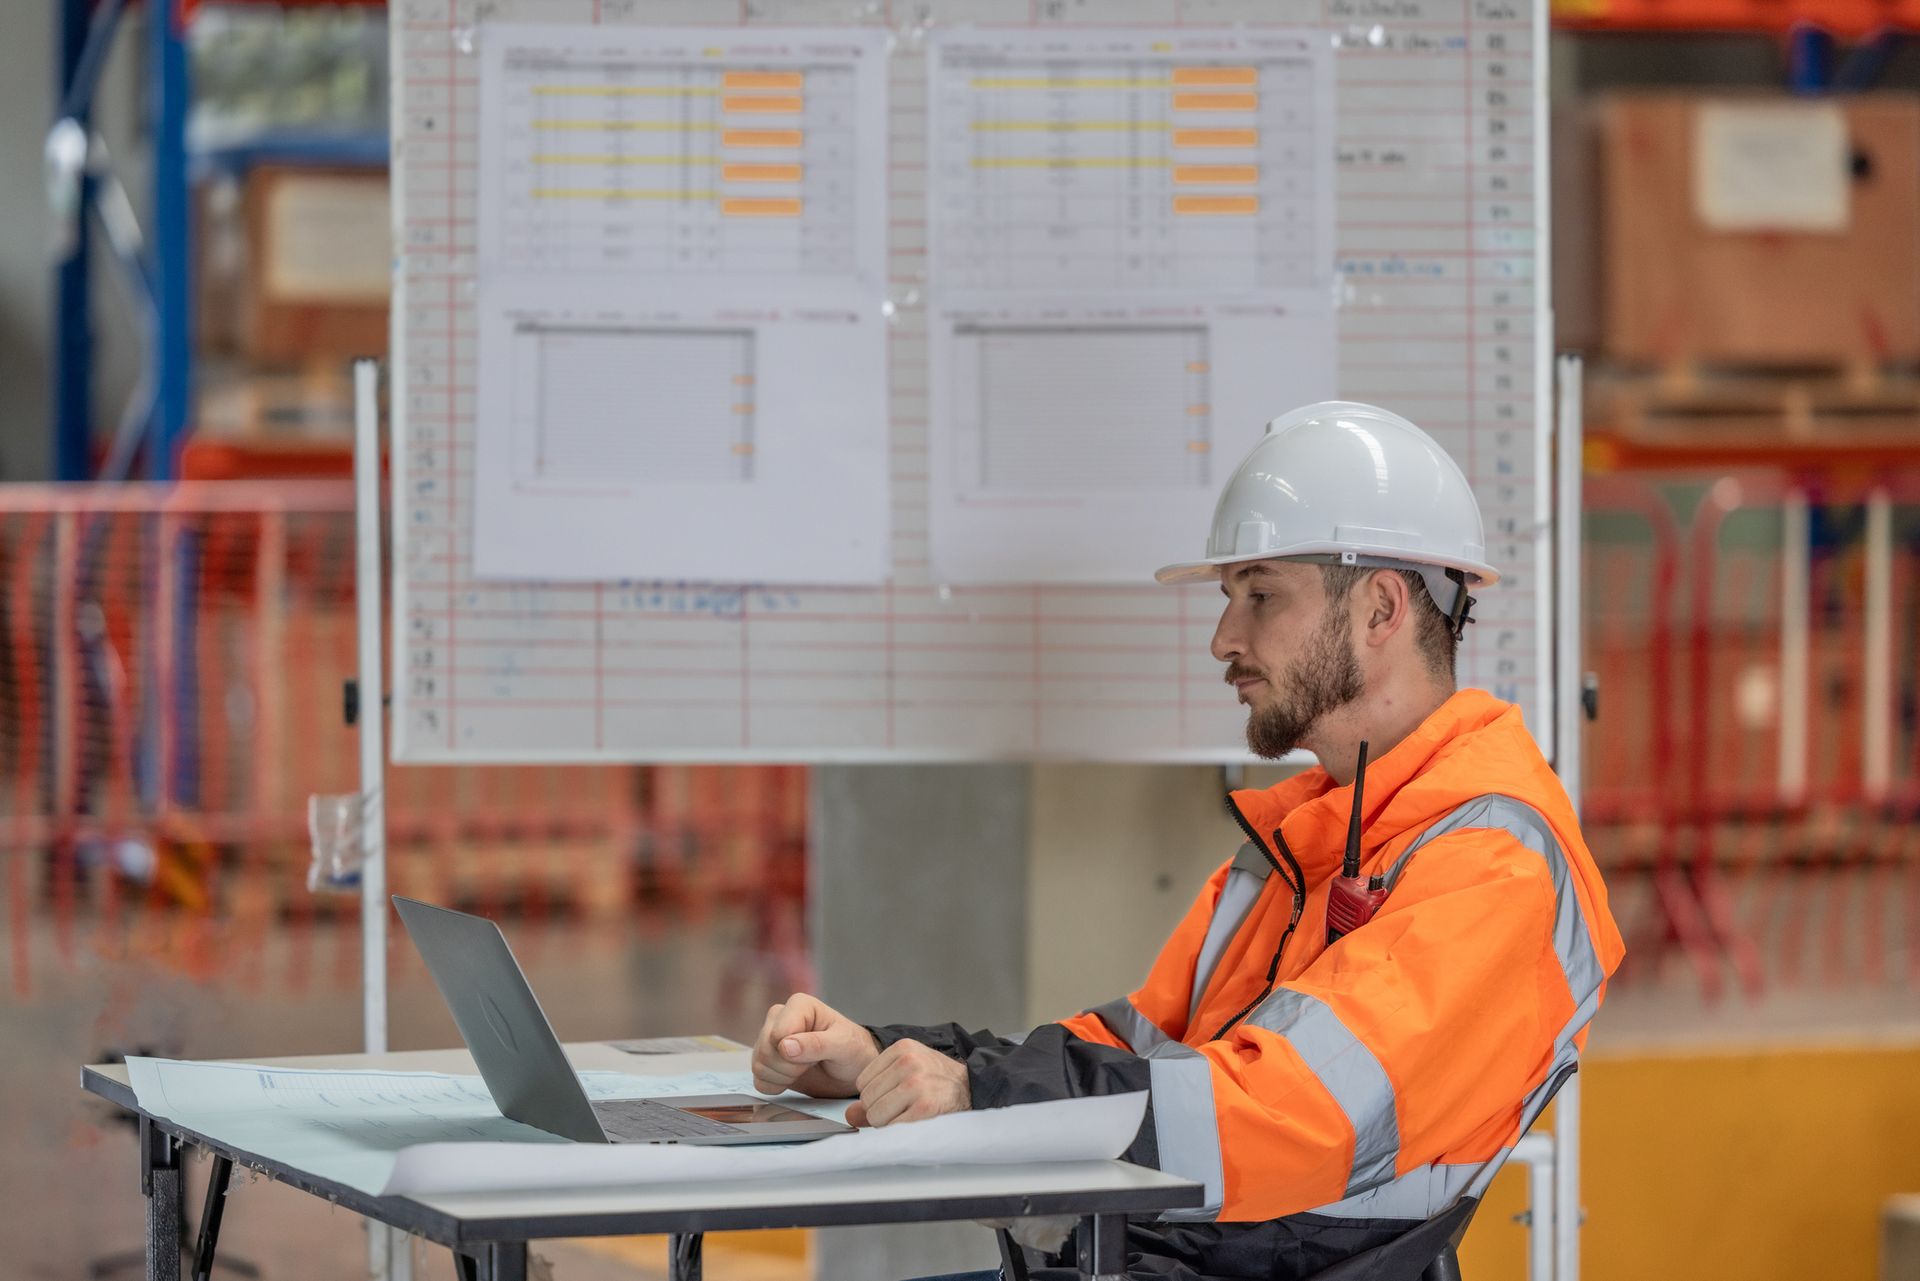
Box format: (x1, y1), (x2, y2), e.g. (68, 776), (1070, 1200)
(81, 1044), (1202, 1281)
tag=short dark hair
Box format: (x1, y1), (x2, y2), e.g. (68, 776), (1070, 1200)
(1319, 564), (1457, 682)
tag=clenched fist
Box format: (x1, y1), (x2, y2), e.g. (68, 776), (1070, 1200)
(750, 993), (882, 1099)
(848, 1038), (971, 1128)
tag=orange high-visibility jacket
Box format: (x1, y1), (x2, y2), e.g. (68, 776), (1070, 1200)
(877, 689), (1624, 1261)
(1059, 689), (1624, 1223)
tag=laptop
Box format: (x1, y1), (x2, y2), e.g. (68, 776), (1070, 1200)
(393, 896), (854, 1146)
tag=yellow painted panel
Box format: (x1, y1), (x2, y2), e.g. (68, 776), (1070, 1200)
(1459, 1042), (1920, 1281)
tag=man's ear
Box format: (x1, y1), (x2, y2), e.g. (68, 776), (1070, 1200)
(1363, 569), (1411, 647)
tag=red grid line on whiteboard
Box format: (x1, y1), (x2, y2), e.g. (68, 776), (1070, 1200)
(388, 0), (1545, 763)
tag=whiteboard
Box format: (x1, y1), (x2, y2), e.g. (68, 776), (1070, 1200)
(389, 0), (1550, 763)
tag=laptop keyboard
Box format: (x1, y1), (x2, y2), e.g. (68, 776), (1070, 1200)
(591, 1098), (739, 1143)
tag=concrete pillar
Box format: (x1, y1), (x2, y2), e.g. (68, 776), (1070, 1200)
(805, 759), (1298, 1280)
(809, 764), (1031, 1281)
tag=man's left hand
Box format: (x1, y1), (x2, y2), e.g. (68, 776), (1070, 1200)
(847, 1038), (971, 1127)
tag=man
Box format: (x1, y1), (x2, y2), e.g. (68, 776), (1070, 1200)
(752, 402), (1625, 1280)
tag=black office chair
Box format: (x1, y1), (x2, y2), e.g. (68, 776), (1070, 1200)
(995, 1061), (1575, 1281)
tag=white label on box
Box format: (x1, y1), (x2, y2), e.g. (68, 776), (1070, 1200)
(1694, 101), (1850, 233)
(264, 174), (392, 303)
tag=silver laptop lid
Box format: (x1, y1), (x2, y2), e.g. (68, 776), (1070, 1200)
(392, 896), (608, 1143)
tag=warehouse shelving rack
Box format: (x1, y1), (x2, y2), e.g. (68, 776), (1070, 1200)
(50, 0), (387, 483)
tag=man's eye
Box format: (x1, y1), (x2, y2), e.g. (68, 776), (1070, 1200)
(1248, 592), (1271, 604)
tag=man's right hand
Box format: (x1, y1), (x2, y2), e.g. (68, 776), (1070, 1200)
(750, 992), (881, 1099)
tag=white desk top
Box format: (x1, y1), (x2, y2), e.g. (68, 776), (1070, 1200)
(83, 1043), (1203, 1243)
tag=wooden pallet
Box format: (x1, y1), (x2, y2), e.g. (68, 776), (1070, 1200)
(1586, 364), (1920, 469)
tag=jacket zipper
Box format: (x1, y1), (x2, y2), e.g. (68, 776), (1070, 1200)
(1209, 796), (1308, 1042)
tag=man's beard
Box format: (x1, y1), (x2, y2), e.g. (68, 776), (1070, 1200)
(1241, 606), (1364, 759)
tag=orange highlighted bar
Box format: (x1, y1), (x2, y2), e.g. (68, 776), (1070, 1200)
(722, 197), (803, 216)
(723, 163), (803, 182)
(1185, 361), (1210, 373)
(723, 71), (803, 90)
(723, 95), (804, 114)
(1174, 165), (1258, 185)
(1175, 195), (1259, 215)
(732, 405), (755, 416)
(1186, 404), (1211, 416)
(1173, 92), (1258, 112)
(733, 374), (756, 385)
(722, 129), (804, 148)
(730, 443), (756, 454)
(1173, 66), (1257, 86)
(1185, 440), (1211, 452)
(1173, 128), (1258, 148)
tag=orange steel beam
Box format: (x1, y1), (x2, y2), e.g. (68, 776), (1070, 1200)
(1553, 0), (1920, 36)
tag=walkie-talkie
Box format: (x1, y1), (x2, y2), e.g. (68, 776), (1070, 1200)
(1325, 740), (1388, 945)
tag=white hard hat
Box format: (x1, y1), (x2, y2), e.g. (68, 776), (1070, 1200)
(1154, 401), (1498, 635)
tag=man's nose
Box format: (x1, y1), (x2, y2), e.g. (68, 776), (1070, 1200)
(1210, 603), (1243, 664)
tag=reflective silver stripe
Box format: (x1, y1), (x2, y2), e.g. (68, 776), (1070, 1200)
(1086, 995), (1169, 1054)
(1321, 797), (1609, 1218)
(1187, 843), (1270, 1025)
(1245, 989), (1399, 1197)
(1384, 794), (1606, 1051)
(1317, 1044), (1580, 1220)
(1312, 1158), (1482, 1220)
(1144, 1042), (1224, 1220)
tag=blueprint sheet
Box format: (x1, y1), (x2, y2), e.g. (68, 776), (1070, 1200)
(124, 1058), (780, 1195)
(124, 1058), (1146, 1199)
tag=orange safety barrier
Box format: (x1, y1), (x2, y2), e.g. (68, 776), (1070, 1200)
(0, 482), (811, 1011)
(1583, 471), (1920, 998)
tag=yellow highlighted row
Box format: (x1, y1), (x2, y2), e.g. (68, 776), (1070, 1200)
(971, 120), (1169, 132)
(971, 76), (1170, 89)
(533, 153), (707, 165)
(1174, 194), (1258, 214)
(534, 120), (711, 131)
(965, 66), (1259, 91)
(528, 125), (806, 146)
(1173, 91), (1257, 112)
(529, 160), (804, 182)
(970, 157), (1169, 169)
(1185, 404), (1210, 416)
(527, 190), (804, 215)
(532, 188), (715, 199)
(534, 85), (719, 97)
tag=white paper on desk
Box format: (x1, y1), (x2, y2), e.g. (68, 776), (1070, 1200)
(382, 1091), (1148, 1197)
(123, 1059), (770, 1196)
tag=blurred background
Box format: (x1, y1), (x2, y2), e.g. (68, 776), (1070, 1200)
(3, 1), (1920, 1279)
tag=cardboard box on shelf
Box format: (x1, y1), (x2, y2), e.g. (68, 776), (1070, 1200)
(197, 363), (356, 443)
(1599, 93), (1920, 371)
(240, 165), (391, 366)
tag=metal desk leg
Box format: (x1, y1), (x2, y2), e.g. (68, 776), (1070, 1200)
(670, 1232), (704, 1281)
(190, 1154), (233, 1281)
(141, 1117), (182, 1281)
(1076, 1212), (1127, 1281)
(484, 1244), (527, 1281)
(454, 1244), (528, 1281)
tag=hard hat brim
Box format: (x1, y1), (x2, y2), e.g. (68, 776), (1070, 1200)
(1154, 548), (1500, 588)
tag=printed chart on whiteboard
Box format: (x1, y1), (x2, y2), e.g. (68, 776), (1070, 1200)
(470, 26), (891, 584)
(390, 0), (1548, 763)
(927, 29), (1337, 585)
